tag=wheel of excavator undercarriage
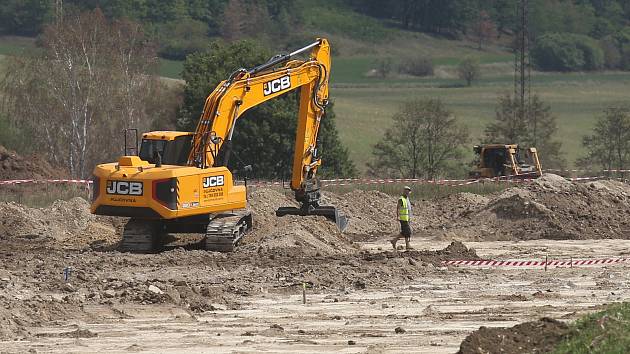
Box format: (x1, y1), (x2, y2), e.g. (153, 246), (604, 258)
(119, 218), (165, 253)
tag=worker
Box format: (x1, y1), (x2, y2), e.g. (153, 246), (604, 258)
(391, 186), (412, 250)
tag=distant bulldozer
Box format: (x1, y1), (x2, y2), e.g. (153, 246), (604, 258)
(469, 144), (542, 179)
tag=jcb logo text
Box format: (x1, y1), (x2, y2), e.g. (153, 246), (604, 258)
(203, 175), (225, 188)
(263, 76), (291, 96)
(106, 181), (143, 195)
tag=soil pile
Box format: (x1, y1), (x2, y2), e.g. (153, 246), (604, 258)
(3, 175), (629, 253)
(0, 145), (67, 180)
(362, 241), (479, 266)
(0, 197), (118, 248)
(322, 189), (399, 235)
(243, 188), (355, 256)
(436, 175), (630, 241)
(458, 317), (569, 354)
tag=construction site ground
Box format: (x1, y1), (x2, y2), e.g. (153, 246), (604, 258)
(1, 174), (630, 353)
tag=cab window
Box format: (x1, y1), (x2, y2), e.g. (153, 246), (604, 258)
(139, 139), (166, 164)
(139, 135), (192, 166)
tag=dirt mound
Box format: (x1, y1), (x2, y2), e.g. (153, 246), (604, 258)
(533, 173), (574, 192)
(322, 190), (398, 235)
(323, 190), (488, 236)
(438, 175), (630, 241)
(362, 241), (479, 266)
(0, 197), (118, 248)
(458, 317), (569, 354)
(484, 191), (551, 220)
(243, 188), (356, 256)
(0, 145), (67, 180)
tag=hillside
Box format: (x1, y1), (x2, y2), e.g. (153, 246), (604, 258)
(2, 0), (630, 173)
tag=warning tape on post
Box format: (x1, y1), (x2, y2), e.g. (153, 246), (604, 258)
(545, 168), (630, 173)
(0, 174), (617, 188)
(0, 179), (92, 186)
(442, 257), (630, 268)
(320, 177), (480, 187)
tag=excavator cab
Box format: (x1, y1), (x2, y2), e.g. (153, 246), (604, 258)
(137, 132), (193, 166)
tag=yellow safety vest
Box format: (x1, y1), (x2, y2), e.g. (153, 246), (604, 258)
(398, 196), (410, 221)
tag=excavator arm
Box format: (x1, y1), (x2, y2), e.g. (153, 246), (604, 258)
(188, 38), (346, 230)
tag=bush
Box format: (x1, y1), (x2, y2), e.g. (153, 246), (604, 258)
(577, 40), (604, 70)
(621, 45), (630, 70)
(457, 57), (480, 86)
(615, 29), (630, 70)
(373, 57), (393, 78)
(532, 33), (604, 72)
(600, 38), (622, 69)
(398, 56), (434, 77)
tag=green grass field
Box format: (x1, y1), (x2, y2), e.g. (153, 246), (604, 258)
(332, 65), (630, 172)
(159, 58), (184, 79)
(0, 36), (37, 56)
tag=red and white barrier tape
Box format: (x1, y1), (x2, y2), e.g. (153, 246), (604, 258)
(546, 169), (630, 173)
(442, 257), (630, 268)
(321, 177), (480, 187)
(249, 175), (607, 188)
(0, 179), (91, 186)
(0, 174), (620, 188)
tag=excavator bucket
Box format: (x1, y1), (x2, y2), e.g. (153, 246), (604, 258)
(276, 206), (348, 232)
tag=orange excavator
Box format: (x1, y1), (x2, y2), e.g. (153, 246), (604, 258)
(90, 38), (346, 252)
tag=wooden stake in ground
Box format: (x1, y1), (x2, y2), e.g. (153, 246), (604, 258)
(302, 283), (307, 304)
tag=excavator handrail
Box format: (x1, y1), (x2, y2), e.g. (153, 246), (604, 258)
(247, 39), (322, 75)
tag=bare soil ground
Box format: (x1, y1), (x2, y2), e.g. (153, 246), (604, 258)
(0, 175), (629, 352)
(0, 145), (67, 180)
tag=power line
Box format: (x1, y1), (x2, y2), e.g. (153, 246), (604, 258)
(513, 0), (533, 145)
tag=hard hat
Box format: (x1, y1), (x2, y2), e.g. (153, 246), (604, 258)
(404, 186), (412, 191)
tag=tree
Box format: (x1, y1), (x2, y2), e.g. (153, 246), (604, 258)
(485, 93), (564, 169)
(472, 10), (497, 49)
(531, 33), (604, 72)
(369, 99), (469, 179)
(577, 107), (630, 173)
(398, 55), (434, 77)
(458, 57), (481, 86)
(1, 9), (167, 178)
(374, 57), (393, 78)
(177, 40), (356, 179)
(0, 0), (51, 36)
(221, 0), (247, 42)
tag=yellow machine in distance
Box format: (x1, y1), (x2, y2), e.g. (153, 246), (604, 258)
(469, 144), (542, 178)
(91, 38), (346, 252)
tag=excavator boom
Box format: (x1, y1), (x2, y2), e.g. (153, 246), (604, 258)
(187, 38), (346, 230)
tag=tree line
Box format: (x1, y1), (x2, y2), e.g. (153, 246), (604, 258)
(346, 0), (630, 38)
(0, 9), (355, 179)
(4, 0), (630, 67)
(0, 0), (299, 60)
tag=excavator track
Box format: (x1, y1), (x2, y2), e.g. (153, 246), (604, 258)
(119, 218), (163, 253)
(205, 211), (253, 252)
